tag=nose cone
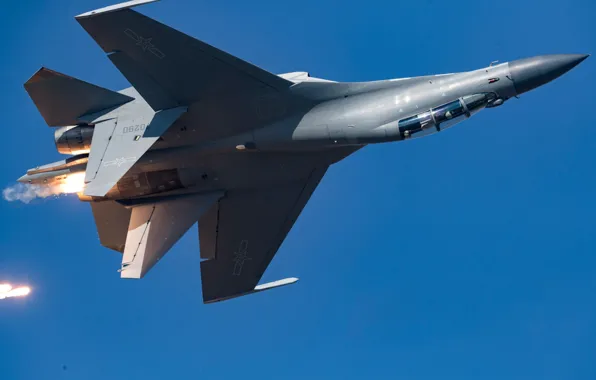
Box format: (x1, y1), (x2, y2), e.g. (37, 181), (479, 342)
(509, 54), (589, 95)
(17, 174), (31, 183)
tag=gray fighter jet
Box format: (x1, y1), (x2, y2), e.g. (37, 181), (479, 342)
(18, 0), (588, 303)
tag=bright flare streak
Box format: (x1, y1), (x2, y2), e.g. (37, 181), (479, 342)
(8, 287), (31, 298)
(59, 172), (86, 194)
(0, 284), (31, 300)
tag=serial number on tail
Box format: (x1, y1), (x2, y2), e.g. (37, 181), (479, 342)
(122, 124), (146, 134)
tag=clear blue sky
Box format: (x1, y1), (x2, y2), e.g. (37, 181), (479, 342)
(1, 0), (595, 379)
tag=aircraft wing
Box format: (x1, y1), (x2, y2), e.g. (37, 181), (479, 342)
(75, 0), (293, 112)
(88, 148), (358, 302)
(198, 166), (328, 303)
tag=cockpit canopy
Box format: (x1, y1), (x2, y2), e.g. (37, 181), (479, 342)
(398, 93), (497, 139)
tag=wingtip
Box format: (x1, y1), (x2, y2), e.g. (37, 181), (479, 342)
(76, 0), (160, 20)
(253, 277), (300, 291)
(24, 67), (52, 86)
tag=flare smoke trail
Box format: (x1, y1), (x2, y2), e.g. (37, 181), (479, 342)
(3, 172), (86, 203)
(2, 183), (64, 204)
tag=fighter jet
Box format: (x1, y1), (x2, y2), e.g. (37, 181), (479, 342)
(18, 0), (588, 303)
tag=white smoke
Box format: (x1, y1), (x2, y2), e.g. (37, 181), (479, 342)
(2, 183), (63, 204)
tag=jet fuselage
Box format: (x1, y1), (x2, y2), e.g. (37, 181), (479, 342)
(21, 54), (588, 202)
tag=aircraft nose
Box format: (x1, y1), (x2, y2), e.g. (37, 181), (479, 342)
(508, 54), (589, 95)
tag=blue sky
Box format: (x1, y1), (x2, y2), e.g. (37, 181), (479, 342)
(0, 0), (595, 379)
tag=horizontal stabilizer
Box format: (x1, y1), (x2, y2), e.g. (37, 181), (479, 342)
(24, 67), (134, 126)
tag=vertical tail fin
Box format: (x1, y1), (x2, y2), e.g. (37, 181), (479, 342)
(90, 200), (132, 253)
(24, 67), (134, 126)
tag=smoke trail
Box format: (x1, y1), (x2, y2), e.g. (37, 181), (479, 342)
(2, 183), (63, 204)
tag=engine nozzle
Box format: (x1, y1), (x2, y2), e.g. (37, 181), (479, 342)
(54, 125), (94, 155)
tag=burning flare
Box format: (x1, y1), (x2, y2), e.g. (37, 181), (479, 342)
(58, 172), (86, 194)
(0, 284), (31, 300)
(3, 172), (86, 203)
